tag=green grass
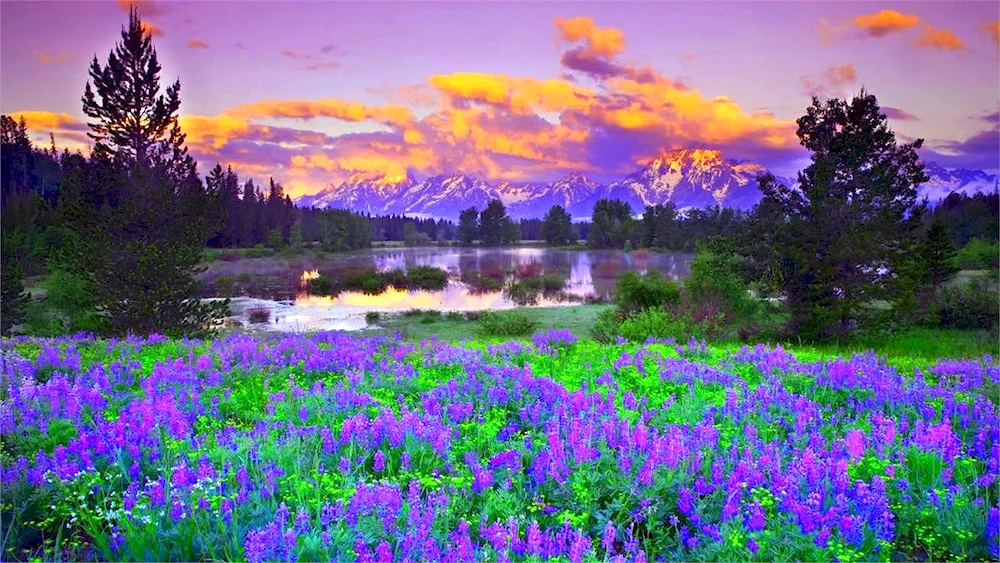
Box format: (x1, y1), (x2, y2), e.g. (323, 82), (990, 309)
(375, 303), (996, 368)
(376, 304), (614, 342)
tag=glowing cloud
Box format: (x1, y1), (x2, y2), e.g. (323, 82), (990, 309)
(985, 21), (1000, 48)
(33, 51), (70, 64)
(851, 9), (920, 38)
(801, 64), (857, 98)
(187, 39), (210, 49)
(9, 111), (86, 131)
(225, 99), (414, 127)
(116, 0), (166, 16)
(140, 21), (163, 37)
(915, 25), (967, 50)
(554, 16), (625, 56)
(881, 106), (919, 121)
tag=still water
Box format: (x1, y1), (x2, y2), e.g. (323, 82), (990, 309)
(209, 247), (692, 332)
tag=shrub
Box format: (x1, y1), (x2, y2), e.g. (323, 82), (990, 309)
(445, 311), (464, 321)
(479, 310), (537, 336)
(365, 311), (381, 325)
(540, 274), (567, 291)
(685, 246), (757, 321)
(309, 276), (335, 296)
(954, 238), (999, 270)
(590, 308), (621, 343)
(403, 308), (424, 317)
(935, 277), (999, 330)
(248, 306), (271, 324)
(344, 269), (389, 294)
(215, 275), (235, 297)
(505, 280), (542, 305)
(614, 270), (680, 317)
(465, 310), (482, 321)
(407, 266), (448, 290)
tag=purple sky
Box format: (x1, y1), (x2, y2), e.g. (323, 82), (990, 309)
(2, 0), (998, 196)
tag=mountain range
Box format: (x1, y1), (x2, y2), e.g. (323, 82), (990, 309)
(297, 149), (999, 220)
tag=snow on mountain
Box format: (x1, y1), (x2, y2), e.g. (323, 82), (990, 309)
(918, 163), (998, 202)
(296, 149), (995, 219)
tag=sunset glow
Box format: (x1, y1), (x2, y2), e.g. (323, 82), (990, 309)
(1, 1), (997, 198)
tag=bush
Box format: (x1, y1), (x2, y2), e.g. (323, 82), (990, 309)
(479, 310), (537, 337)
(344, 269), (389, 294)
(309, 276), (335, 296)
(614, 270), (680, 317)
(407, 266), (448, 290)
(465, 310), (482, 321)
(954, 238), (999, 270)
(445, 311), (464, 321)
(685, 246), (757, 322)
(365, 311), (381, 325)
(248, 306), (271, 324)
(590, 308), (621, 343)
(935, 277), (999, 330)
(619, 308), (691, 342)
(215, 275), (235, 297)
(540, 274), (567, 291)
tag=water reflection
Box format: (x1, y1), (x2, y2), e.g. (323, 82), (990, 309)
(214, 248), (691, 331)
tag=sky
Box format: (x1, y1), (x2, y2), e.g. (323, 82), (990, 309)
(2, 0), (998, 198)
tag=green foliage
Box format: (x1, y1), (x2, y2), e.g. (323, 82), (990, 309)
(365, 311), (381, 325)
(954, 238), (999, 270)
(288, 219), (303, 250)
(479, 310), (537, 336)
(541, 205), (574, 246)
(642, 203), (677, 249)
(618, 307), (703, 342)
(214, 275), (235, 297)
(0, 241), (28, 335)
(308, 275), (335, 296)
(407, 266), (449, 290)
(266, 227), (285, 251)
(614, 270), (680, 317)
(590, 308), (621, 343)
(479, 199), (518, 246)
(458, 207), (479, 245)
(756, 90), (927, 341)
(686, 243), (757, 322)
(935, 277), (999, 330)
(35, 270), (103, 334)
(588, 199), (637, 249)
(403, 222), (433, 247)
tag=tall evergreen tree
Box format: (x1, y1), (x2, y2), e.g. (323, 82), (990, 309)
(541, 205), (573, 246)
(458, 207), (479, 245)
(479, 199), (511, 246)
(757, 90), (927, 340)
(65, 8), (228, 336)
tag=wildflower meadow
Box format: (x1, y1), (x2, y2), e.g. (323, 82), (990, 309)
(1, 329), (997, 561)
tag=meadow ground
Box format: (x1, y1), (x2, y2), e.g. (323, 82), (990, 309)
(1, 328), (997, 562)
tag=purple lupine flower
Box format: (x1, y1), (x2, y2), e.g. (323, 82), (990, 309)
(602, 521), (617, 554)
(373, 451), (386, 473)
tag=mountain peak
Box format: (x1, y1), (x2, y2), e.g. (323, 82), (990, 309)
(653, 148), (724, 169)
(345, 171), (413, 187)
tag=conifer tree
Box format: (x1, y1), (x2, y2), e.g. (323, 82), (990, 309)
(65, 8), (227, 336)
(757, 90), (928, 340)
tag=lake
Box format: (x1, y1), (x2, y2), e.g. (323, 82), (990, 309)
(203, 247), (692, 331)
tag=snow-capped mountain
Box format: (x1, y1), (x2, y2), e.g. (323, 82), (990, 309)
(297, 172), (415, 212)
(296, 149), (997, 220)
(567, 149), (776, 218)
(918, 163), (998, 202)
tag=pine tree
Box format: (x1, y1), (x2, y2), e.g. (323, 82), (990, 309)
(757, 90), (928, 340)
(458, 207), (479, 245)
(541, 205), (573, 246)
(65, 8), (228, 337)
(289, 219), (303, 250)
(479, 199), (510, 246)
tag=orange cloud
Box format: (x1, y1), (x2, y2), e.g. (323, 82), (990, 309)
(9, 111), (86, 131)
(33, 51), (70, 64)
(429, 72), (594, 115)
(140, 21), (163, 37)
(302, 61), (341, 71)
(555, 16), (626, 56)
(800, 64), (857, 98)
(915, 25), (967, 50)
(986, 21), (1000, 48)
(851, 9), (919, 38)
(225, 99), (414, 127)
(117, 0), (166, 16)
(187, 39), (210, 49)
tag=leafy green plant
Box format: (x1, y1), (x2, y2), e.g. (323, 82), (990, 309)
(479, 310), (537, 336)
(614, 270), (680, 317)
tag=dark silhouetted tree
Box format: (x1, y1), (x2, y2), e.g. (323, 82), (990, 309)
(458, 207), (479, 245)
(541, 205), (573, 246)
(65, 8), (228, 336)
(479, 199), (510, 245)
(757, 89), (928, 340)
